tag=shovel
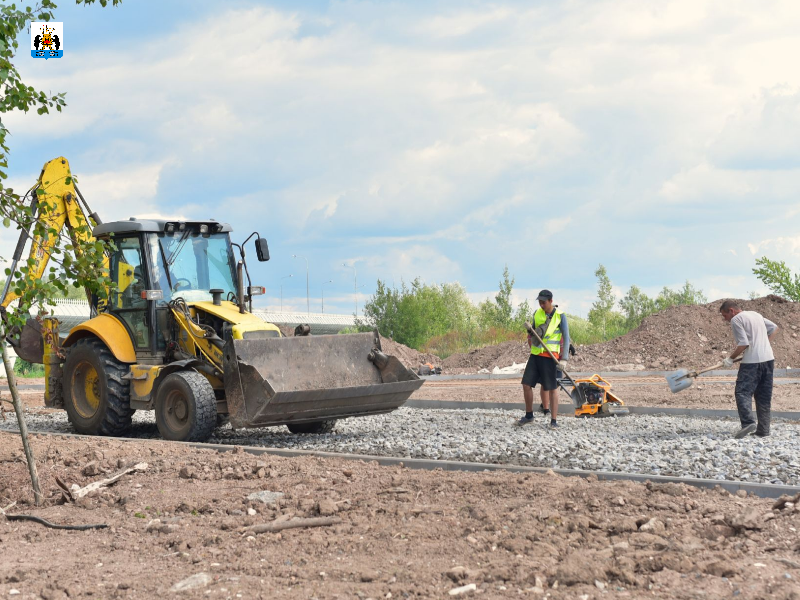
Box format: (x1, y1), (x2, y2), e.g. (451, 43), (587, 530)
(665, 356), (743, 393)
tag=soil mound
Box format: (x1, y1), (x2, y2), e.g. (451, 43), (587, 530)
(442, 340), (529, 374)
(380, 335), (441, 371)
(569, 295), (800, 372)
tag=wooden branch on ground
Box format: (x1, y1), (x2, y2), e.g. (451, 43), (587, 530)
(57, 462), (148, 501)
(5, 514), (107, 530)
(243, 516), (341, 535)
(0, 501), (17, 515)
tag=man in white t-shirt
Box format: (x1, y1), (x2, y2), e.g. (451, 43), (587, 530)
(719, 300), (779, 439)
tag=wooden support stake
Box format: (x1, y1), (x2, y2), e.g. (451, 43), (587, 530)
(1, 339), (43, 506)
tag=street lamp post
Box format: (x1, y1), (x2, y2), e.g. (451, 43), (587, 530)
(292, 254), (309, 315)
(342, 263), (357, 317)
(280, 274), (293, 312)
(321, 280), (333, 313)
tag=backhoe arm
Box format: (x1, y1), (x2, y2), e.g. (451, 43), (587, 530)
(1, 156), (102, 309)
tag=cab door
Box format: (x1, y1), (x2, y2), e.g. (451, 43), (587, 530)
(107, 235), (150, 349)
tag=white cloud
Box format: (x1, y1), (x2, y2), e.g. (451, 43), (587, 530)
(7, 0), (800, 306)
(747, 236), (800, 258)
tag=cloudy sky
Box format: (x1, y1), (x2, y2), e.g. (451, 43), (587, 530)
(4, 0), (800, 316)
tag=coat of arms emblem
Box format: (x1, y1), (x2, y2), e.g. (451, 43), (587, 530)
(31, 22), (63, 59)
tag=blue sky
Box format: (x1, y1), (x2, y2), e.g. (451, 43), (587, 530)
(4, 0), (800, 317)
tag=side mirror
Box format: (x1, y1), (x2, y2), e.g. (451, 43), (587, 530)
(255, 238), (270, 262)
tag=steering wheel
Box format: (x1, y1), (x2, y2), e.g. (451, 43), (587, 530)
(172, 278), (192, 291)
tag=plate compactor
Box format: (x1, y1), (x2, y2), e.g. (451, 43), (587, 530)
(523, 320), (629, 418)
(557, 373), (630, 418)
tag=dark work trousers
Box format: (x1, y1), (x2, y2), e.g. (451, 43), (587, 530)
(734, 360), (774, 436)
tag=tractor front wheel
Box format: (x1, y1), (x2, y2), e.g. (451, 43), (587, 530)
(155, 371), (217, 442)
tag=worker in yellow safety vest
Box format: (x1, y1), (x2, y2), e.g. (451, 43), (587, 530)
(517, 289), (570, 429)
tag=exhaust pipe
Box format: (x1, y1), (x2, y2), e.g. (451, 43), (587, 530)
(237, 261), (245, 314)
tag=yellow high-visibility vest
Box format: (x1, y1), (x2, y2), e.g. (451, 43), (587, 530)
(530, 307), (563, 356)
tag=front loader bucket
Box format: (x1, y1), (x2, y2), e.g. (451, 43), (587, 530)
(223, 331), (424, 429)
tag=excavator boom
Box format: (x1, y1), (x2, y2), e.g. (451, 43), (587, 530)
(1, 157), (102, 362)
(1, 157), (100, 309)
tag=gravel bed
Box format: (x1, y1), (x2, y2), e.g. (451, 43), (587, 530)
(5, 407), (800, 486)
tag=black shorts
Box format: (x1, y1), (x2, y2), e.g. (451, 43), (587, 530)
(521, 354), (558, 391)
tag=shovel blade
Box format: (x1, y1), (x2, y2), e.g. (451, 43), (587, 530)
(665, 369), (693, 394)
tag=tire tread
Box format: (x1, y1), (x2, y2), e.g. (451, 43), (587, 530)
(65, 338), (133, 436)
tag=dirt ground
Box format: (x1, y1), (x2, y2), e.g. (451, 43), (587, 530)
(2, 431), (800, 600)
(410, 379), (800, 412)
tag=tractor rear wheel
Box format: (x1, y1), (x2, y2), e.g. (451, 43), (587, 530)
(155, 371), (217, 442)
(64, 338), (134, 436)
(286, 419), (337, 434)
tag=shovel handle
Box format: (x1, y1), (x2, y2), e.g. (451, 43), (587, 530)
(692, 356), (743, 377)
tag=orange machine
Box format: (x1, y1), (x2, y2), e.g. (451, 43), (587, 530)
(559, 374), (630, 417)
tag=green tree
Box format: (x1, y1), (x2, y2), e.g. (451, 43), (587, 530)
(654, 280), (706, 310)
(361, 278), (477, 350)
(752, 256), (800, 301)
(619, 284), (656, 329)
(587, 265), (624, 339)
(0, 0), (122, 506)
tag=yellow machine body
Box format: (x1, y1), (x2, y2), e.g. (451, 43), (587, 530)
(3, 157), (424, 443)
(572, 374), (629, 418)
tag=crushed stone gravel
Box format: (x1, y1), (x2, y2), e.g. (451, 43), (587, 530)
(6, 407), (800, 487)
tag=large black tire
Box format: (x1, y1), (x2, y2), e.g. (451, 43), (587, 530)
(154, 371), (217, 442)
(286, 420), (337, 434)
(63, 337), (134, 436)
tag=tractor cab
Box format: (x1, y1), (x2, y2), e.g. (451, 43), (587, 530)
(92, 218), (275, 360)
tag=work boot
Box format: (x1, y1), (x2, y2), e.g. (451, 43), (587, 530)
(516, 415), (535, 427)
(734, 423), (756, 439)
(548, 420), (559, 430)
(539, 403), (550, 416)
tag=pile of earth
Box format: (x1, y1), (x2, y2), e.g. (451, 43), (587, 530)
(441, 340), (528, 374)
(440, 296), (800, 374)
(570, 295), (800, 372)
(379, 335), (440, 371)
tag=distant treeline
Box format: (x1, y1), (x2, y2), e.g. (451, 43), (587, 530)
(358, 265), (706, 358)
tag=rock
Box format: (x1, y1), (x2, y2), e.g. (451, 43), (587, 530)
(446, 566), (469, 583)
(448, 583), (477, 596)
(647, 482), (687, 497)
(360, 570), (381, 582)
(146, 519), (178, 534)
(638, 518), (666, 534)
(318, 499), (339, 516)
(170, 573), (212, 592)
(247, 491), (284, 505)
(82, 461), (102, 476)
(609, 518), (638, 534)
(247, 508), (257, 516)
(179, 466), (197, 479)
(729, 508), (763, 531)
(629, 533), (670, 549)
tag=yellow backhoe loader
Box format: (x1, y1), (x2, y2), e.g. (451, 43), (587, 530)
(1, 157), (422, 442)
